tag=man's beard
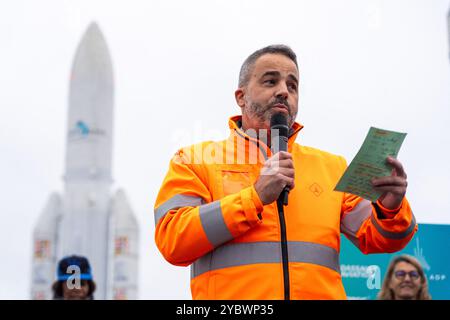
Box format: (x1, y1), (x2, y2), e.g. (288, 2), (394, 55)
(247, 97), (296, 127)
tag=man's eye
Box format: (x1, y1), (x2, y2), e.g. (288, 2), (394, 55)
(288, 83), (298, 91)
(264, 79), (276, 85)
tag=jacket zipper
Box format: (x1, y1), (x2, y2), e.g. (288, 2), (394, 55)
(276, 199), (290, 300)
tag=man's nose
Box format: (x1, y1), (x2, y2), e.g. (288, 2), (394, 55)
(275, 83), (289, 100)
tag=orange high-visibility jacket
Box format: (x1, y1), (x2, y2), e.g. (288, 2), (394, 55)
(154, 116), (417, 299)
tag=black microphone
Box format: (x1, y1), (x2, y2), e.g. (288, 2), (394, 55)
(270, 113), (290, 206)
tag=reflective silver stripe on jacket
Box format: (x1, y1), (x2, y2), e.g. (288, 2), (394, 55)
(371, 213), (417, 239)
(340, 199), (373, 248)
(199, 201), (234, 247)
(288, 241), (340, 273)
(154, 194), (204, 225)
(191, 241), (340, 279)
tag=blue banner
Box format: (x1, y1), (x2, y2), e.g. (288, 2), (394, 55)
(340, 223), (450, 299)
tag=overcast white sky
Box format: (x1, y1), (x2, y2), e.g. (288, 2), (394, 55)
(0, 0), (449, 299)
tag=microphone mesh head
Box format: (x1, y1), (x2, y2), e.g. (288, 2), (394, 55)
(270, 113), (289, 137)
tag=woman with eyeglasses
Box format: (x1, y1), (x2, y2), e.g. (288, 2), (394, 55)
(378, 255), (431, 300)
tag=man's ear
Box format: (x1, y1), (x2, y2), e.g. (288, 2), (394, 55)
(235, 88), (246, 109)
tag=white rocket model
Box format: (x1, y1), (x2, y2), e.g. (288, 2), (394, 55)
(31, 22), (139, 300)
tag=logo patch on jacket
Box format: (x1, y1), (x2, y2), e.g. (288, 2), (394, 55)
(309, 183), (323, 197)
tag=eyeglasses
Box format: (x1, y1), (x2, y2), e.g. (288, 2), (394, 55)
(394, 270), (420, 280)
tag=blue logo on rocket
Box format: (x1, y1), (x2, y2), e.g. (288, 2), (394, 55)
(76, 121), (90, 136)
(69, 120), (105, 141)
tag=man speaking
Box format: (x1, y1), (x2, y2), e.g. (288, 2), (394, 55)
(154, 45), (416, 299)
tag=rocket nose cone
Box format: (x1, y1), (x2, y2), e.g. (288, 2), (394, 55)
(76, 21), (110, 59)
(86, 21), (100, 34)
(69, 21), (113, 108)
(82, 22), (107, 45)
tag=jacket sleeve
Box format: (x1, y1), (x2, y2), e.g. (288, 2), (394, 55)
(339, 157), (417, 254)
(340, 194), (417, 254)
(154, 147), (264, 266)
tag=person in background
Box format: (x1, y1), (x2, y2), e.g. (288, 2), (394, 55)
(52, 255), (96, 300)
(378, 255), (431, 300)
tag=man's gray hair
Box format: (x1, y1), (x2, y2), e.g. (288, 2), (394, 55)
(238, 44), (298, 87)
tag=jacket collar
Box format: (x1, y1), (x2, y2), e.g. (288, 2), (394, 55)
(228, 115), (303, 156)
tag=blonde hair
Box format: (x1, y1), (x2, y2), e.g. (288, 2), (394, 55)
(377, 255), (431, 300)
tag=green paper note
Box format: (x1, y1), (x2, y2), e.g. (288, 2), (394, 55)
(334, 127), (407, 202)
